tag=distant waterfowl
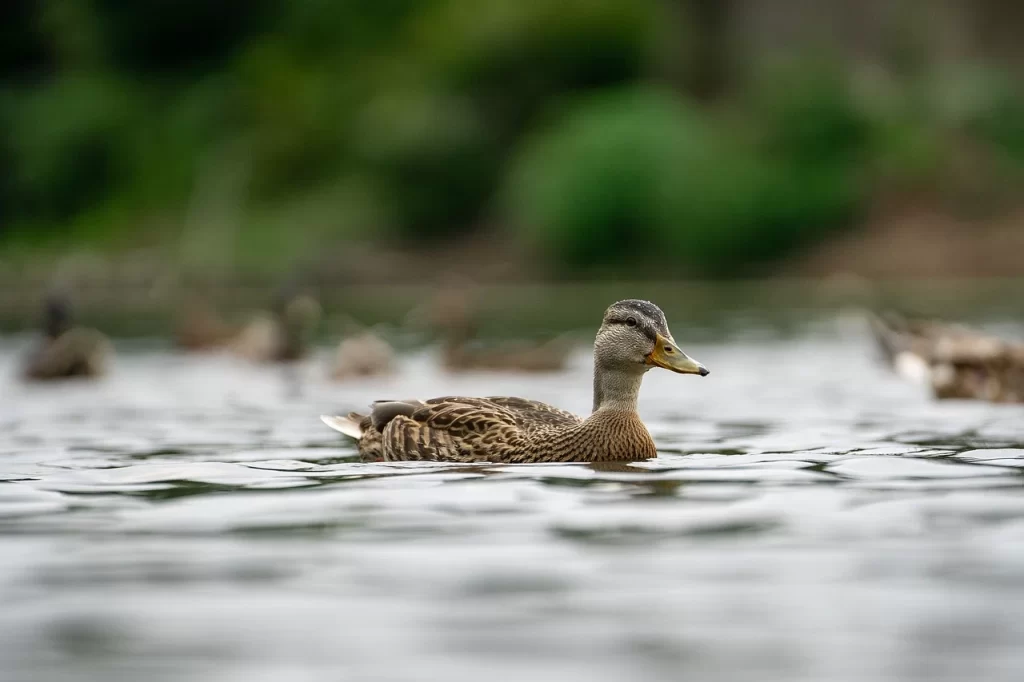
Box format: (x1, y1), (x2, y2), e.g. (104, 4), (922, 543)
(322, 300), (708, 463)
(232, 291), (321, 364)
(173, 295), (235, 351)
(415, 282), (572, 373)
(869, 311), (1024, 402)
(441, 334), (573, 373)
(229, 313), (279, 362)
(22, 294), (111, 381)
(330, 328), (395, 380)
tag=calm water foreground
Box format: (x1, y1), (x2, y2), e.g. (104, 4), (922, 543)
(1, 316), (1023, 682)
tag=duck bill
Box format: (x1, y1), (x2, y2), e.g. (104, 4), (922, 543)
(645, 333), (709, 376)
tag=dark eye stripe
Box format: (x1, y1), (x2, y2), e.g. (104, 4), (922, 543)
(612, 319), (658, 341)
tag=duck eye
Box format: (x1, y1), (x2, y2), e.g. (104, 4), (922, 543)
(625, 317), (637, 327)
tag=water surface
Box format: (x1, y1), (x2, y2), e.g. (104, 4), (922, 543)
(1, 318), (1023, 682)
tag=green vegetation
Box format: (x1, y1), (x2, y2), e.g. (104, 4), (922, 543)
(1, 1), (1023, 276)
(507, 84), (865, 275)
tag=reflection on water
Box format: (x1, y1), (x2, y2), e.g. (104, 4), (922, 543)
(1, 317), (1023, 682)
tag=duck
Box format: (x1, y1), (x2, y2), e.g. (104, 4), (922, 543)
(330, 321), (395, 380)
(869, 311), (1024, 402)
(440, 322), (573, 373)
(22, 294), (112, 381)
(321, 300), (708, 463)
(173, 294), (235, 351)
(413, 280), (572, 373)
(231, 290), (322, 363)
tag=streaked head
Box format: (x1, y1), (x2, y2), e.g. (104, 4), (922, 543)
(596, 299), (708, 376)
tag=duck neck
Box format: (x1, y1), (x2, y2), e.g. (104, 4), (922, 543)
(592, 365), (645, 414)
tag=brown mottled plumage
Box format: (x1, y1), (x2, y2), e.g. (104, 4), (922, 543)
(869, 311), (1024, 402)
(322, 300), (709, 463)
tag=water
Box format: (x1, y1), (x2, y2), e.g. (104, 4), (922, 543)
(1, 316), (1023, 682)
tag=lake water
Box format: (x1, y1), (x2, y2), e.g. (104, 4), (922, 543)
(1, 314), (1023, 682)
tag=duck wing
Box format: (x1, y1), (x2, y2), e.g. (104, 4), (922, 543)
(375, 396), (579, 463)
(326, 396), (582, 462)
(377, 397), (520, 462)
(479, 396), (581, 432)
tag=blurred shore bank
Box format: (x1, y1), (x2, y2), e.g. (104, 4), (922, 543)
(2, 271), (1022, 339)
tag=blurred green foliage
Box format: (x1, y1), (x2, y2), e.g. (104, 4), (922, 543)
(749, 60), (872, 168)
(1, 1), (1022, 274)
(968, 74), (1024, 167)
(508, 88), (710, 268)
(3, 75), (135, 221)
(507, 86), (862, 274)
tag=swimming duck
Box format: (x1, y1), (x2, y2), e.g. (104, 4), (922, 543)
(231, 291), (322, 363)
(414, 281), (571, 373)
(440, 322), (573, 373)
(869, 311), (1024, 402)
(322, 300), (708, 463)
(22, 294), (112, 381)
(330, 325), (395, 380)
(272, 292), (321, 362)
(173, 294), (235, 351)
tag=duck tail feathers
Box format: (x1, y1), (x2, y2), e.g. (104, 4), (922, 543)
(321, 413), (364, 439)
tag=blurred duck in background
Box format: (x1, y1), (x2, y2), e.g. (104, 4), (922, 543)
(869, 311), (1024, 403)
(442, 322), (573, 373)
(412, 278), (572, 373)
(22, 293), (112, 381)
(232, 286), (322, 363)
(173, 293), (236, 352)
(329, 318), (396, 380)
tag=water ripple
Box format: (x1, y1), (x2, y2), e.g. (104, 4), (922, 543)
(0, 330), (1022, 682)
